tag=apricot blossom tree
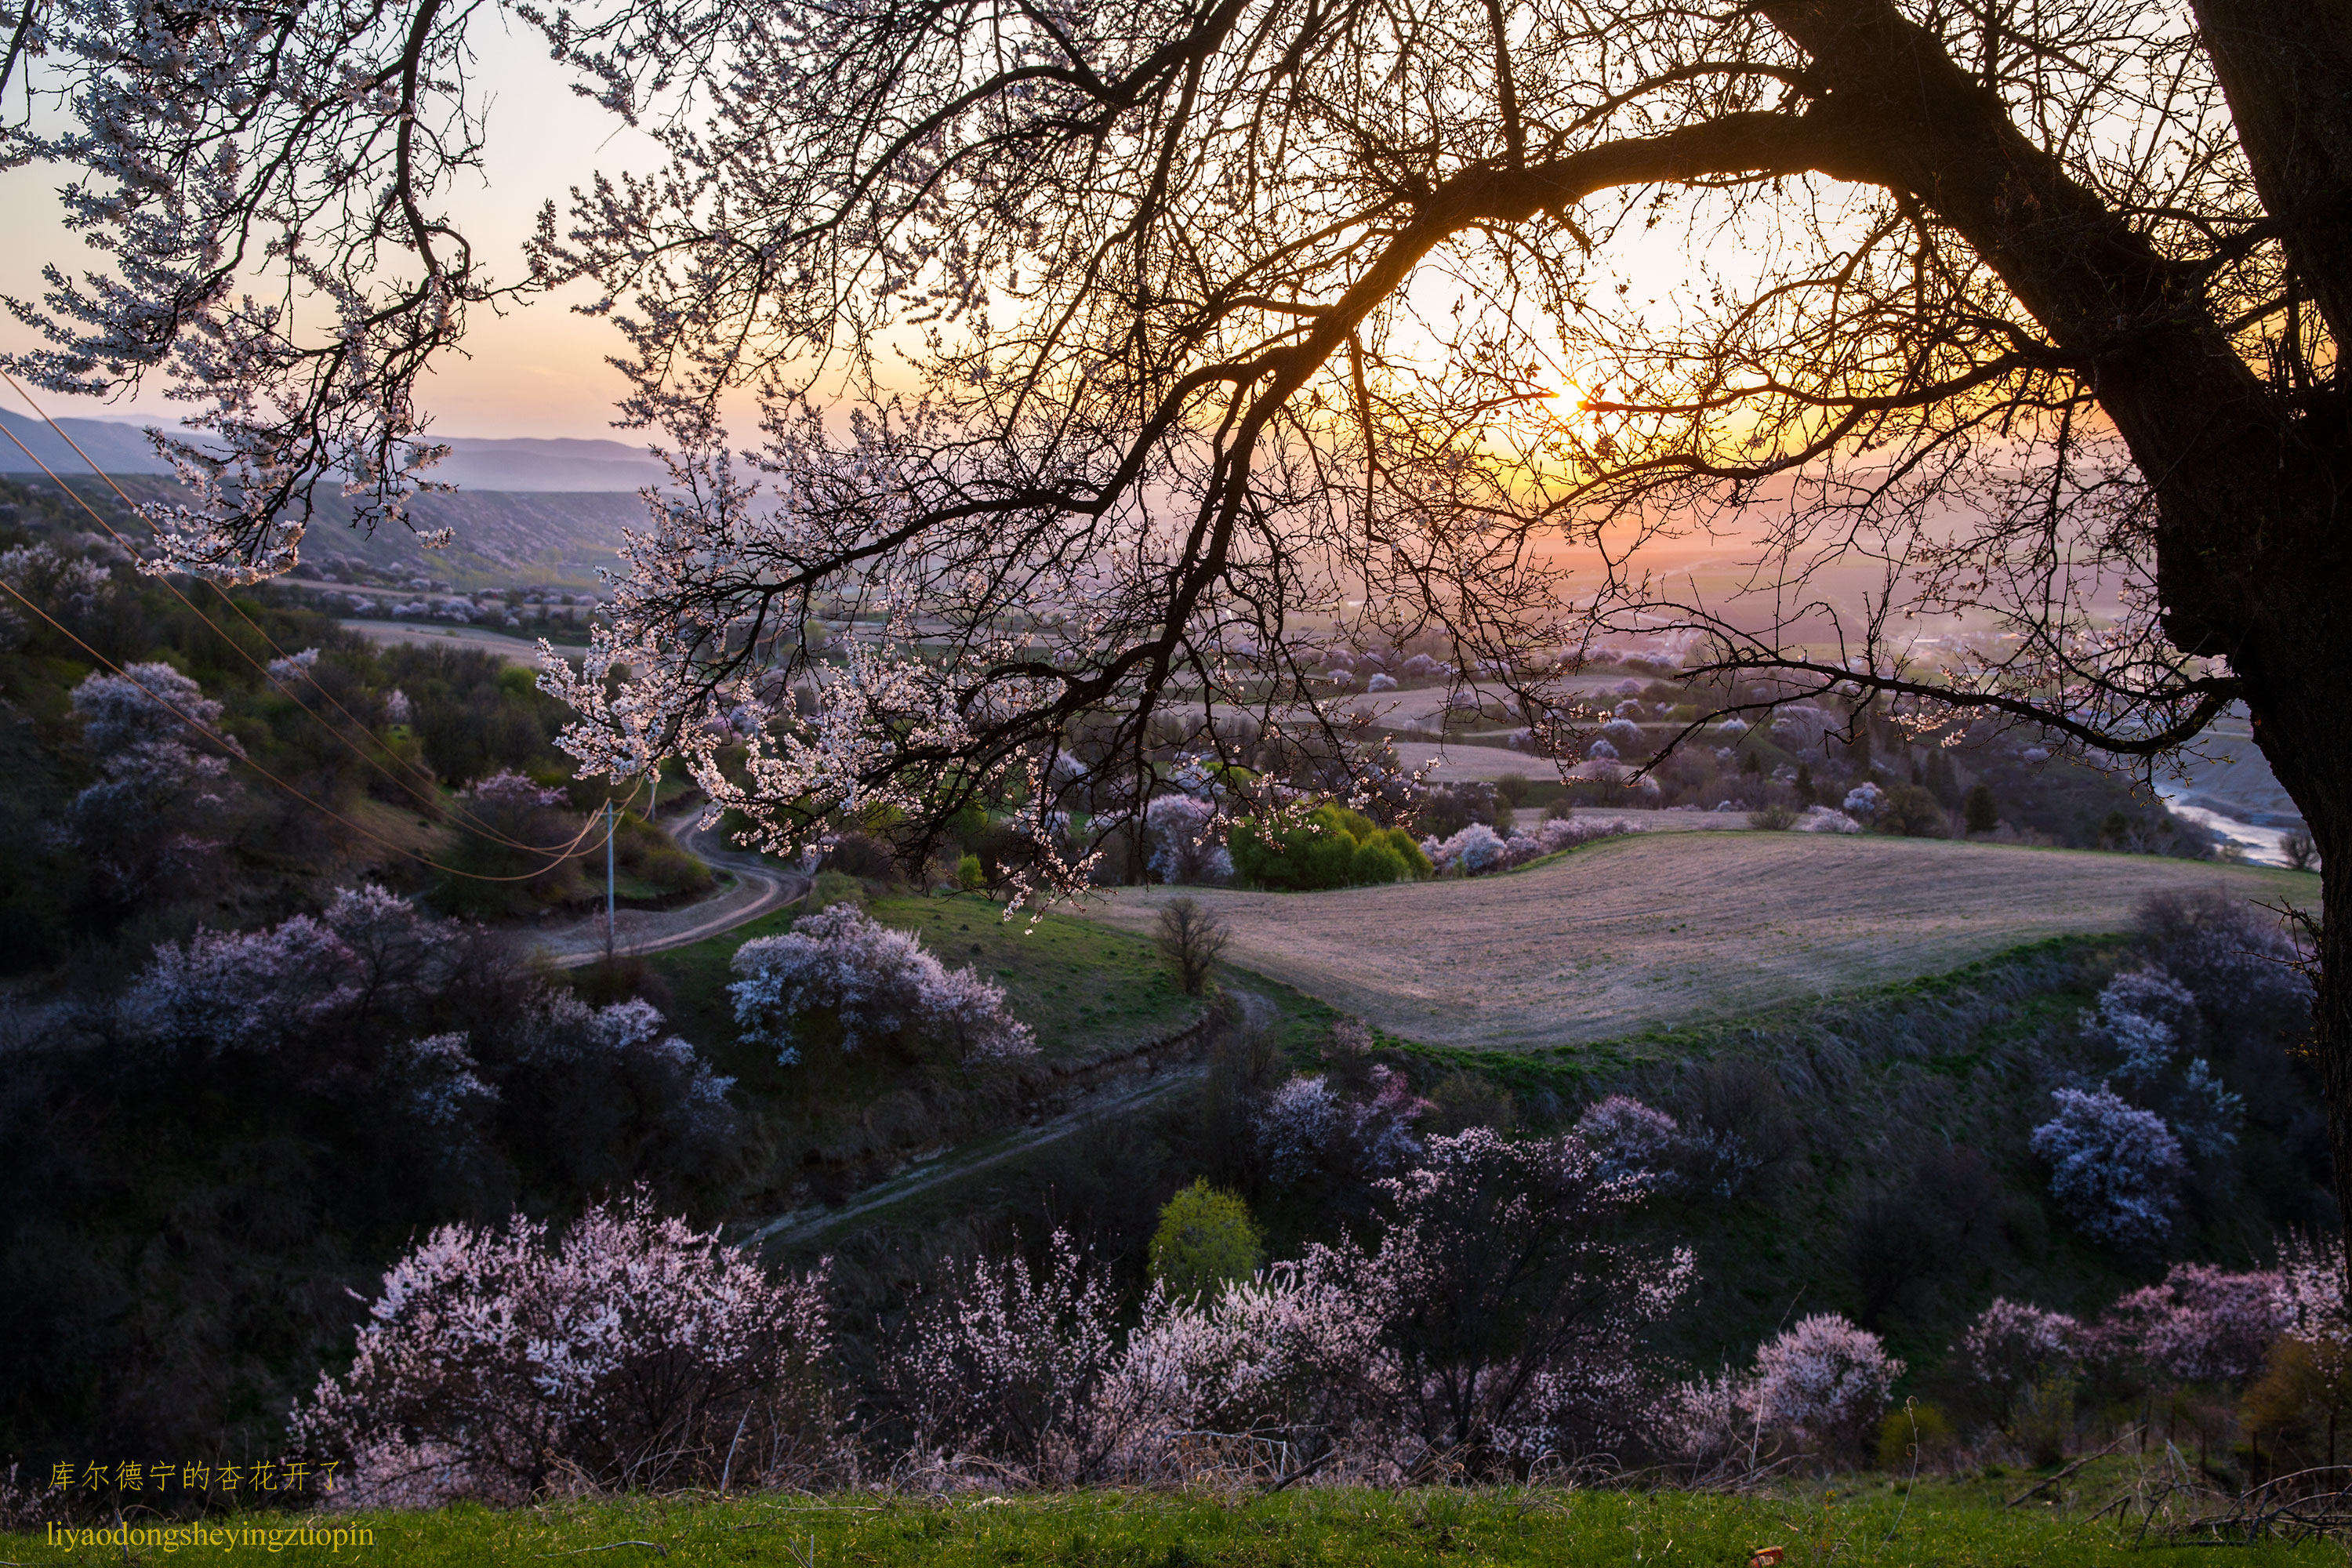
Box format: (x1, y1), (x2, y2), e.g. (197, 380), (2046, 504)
(10, 0), (2350, 1236)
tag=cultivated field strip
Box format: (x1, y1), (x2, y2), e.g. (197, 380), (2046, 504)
(1080, 832), (2317, 1051)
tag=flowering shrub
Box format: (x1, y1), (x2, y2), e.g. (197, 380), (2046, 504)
(122, 887), (736, 1185)
(126, 908), (369, 1056)
(1575, 1095), (1683, 1192)
(1377, 1128), (1695, 1461)
(1143, 792), (1230, 884)
(2030, 1086), (2187, 1247)
(731, 903), (1036, 1065)
(2136, 889), (2313, 1024)
(2277, 1232), (2351, 1345)
(1954, 1298), (2085, 1395)
(888, 1230), (1128, 1483)
(2085, 966), (2199, 1081)
(1105, 1244), (1388, 1475)
(434, 770), (590, 913)
(1741, 1313), (1903, 1453)
(1795, 805), (1862, 833)
(1432, 822), (1509, 873)
(2078, 964), (2242, 1157)
(291, 1191), (833, 1506)
(2103, 1264), (2288, 1384)
(0, 541), (111, 618)
(1598, 717), (1646, 753)
(1251, 1066), (1430, 1185)
(459, 769), (567, 808)
(1842, 782), (1885, 822)
(62, 663), (236, 899)
(1421, 815), (1635, 876)
(1253, 1074), (1342, 1180)
(856, 1121), (1699, 1483)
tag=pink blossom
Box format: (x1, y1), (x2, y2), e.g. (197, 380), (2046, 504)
(459, 769), (568, 808)
(1741, 1313), (1903, 1449)
(2101, 1264), (2288, 1384)
(291, 1190), (833, 1506)
(730, 902), (1036, 1065)
(1954, 1298), (2086, 1390)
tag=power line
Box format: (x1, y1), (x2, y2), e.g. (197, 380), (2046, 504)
(0, 376), (633, 858)
(0, 557), (638, 882)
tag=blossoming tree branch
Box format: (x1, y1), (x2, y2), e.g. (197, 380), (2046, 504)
(6, 0), (2347, 1232)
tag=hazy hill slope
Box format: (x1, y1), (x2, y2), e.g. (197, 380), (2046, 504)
(0, 469), (646, 590)
(0, 410), (667, 490)
(1080, 832), (2318, 1050)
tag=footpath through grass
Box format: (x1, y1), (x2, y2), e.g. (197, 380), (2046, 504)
(12, 1481), (2337, 1566)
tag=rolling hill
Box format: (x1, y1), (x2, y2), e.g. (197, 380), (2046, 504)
(1078, 829), (2318, 1051)
(0, 411), (669, 491)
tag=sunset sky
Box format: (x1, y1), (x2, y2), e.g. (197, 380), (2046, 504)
(0, 20), (665, 441)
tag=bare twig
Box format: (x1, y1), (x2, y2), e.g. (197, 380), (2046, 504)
(535, 1542), (670, 1559)
(2006, 1426), (2142, 1507)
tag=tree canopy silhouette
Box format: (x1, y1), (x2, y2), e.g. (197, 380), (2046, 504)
(7, 0), (2345, 1220)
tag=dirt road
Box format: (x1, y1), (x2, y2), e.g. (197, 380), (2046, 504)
(533, 815), (809, 970)
(735, 992), (1264, 1251)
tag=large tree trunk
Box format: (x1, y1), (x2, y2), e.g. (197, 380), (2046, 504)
(2236, 646), (2352, 1245)
(1769, 0), (2351, 1264)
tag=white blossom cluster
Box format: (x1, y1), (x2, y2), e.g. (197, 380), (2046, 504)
(730, 903), (1037, 1065)
(2078, 964), (2243, 1159)
(1573, 1095), (1683, 1193)
(1250, 1066), (1432, 1185)
(61, 663), (238, 895)
(1143, 793), (1231, 885)
(1660, 1313), (1902, 1465)
(122, 884), (735, 1155)
(290, 1191), (833, 1506)
(1420, 815), (1635, 876)
(2029, 1086), (2187, 1247)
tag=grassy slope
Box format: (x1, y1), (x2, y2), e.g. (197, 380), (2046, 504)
(1076, 832), (2320, 1051)
(647, 893), (1199, 1063)
(757, 933), (2321, 1400)
(633, 894), (1204, 1211)
(14, 1479), (2334, 1566)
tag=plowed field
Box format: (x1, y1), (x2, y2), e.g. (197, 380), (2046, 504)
(1078, 831), (2316, 1050)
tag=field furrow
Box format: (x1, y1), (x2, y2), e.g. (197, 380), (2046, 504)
(1078, 831), (2317, 1050)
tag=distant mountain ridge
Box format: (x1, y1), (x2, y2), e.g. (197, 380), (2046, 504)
(5, 466), (651, 592)
(0, 410), (670, 492)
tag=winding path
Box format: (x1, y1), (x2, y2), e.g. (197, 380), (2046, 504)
(533, 815), (809, 970)
(736, 990), (1267, 1252)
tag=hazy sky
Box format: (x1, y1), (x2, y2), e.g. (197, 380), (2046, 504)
(0, 19), (663, 441)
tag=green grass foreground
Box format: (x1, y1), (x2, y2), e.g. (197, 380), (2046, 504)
(9, 1482), (2340, 1566)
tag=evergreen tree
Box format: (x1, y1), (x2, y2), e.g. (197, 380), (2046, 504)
(1964, 784), (1998, 836)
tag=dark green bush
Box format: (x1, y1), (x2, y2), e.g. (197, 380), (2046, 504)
(1229, 804), (1363, 890)
(1350, 837), (1410, 885)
